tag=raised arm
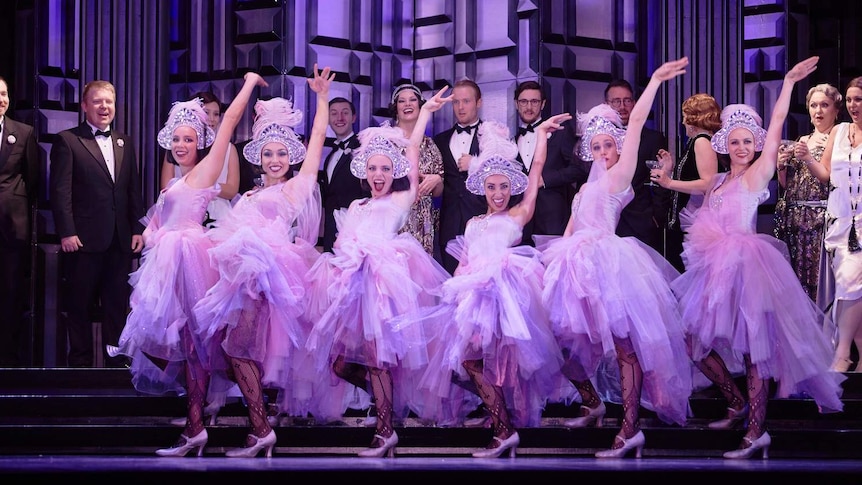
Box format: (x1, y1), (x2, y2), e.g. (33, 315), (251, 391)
(746, 56), (819, 191)
(300, 64), (336, 178)
(511, 113), (572, 226)
(610, 57), (688, 193)
(187, 72), (268, 189)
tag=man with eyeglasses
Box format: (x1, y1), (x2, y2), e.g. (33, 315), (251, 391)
(602, 79), (671, 255)
(513, 80), (579, 245)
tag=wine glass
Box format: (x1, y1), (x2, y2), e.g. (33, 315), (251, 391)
(645, 159), (662, 186)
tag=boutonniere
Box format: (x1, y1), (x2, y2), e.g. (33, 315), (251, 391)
(343, 148), (352, 156)
(116, 138), (124, 147)
(7, 135), (16, 145)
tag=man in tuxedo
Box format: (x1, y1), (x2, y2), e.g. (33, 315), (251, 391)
(433, 79), (485, 275)
(513, 80), (580, 245)
(318, 97), (368, 252)
(604, 79), (670, 254)
(49, 80), (145, 367)
(0, 77), (39, 366)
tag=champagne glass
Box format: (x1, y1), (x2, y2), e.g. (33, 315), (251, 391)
(645, 159), (662, 186)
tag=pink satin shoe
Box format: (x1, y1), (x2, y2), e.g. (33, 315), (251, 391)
(155, 429), (208, 457)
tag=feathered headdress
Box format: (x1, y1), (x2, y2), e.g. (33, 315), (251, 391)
(350, 121), (411, 179)
(710, 104), (767, 154)
(464, 120), (528, 195)
(576, 103), (626, 161)
(157, 98), (216, 150)
(242, 97), (306, 166)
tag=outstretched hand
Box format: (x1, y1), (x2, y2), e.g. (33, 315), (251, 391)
(786, 56), (819, 83)
(538, 113), (573, 133)
(651, 57), (689, 82)
(308, 63), (335, 94)
(422, 86), (454, 113)
(243, 72), (269, 88)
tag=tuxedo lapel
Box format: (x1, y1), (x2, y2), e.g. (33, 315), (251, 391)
(112, 135), (124, 182)
(75, 124), (113, 182)
(0, 120), (15, 170)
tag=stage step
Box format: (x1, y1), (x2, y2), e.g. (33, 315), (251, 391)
(1, 369), (859, 458)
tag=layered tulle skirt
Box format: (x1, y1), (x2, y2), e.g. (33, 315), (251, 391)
(540, 229), (692, 426)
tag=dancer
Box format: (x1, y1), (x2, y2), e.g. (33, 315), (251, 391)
(192, 65), (338, 457)
(412, 115), (574, 458)
(108, 72), (268, 457)
(304, 87), (453, 458)
(669, 56), (845, 459)
(540, 58), (693, 458)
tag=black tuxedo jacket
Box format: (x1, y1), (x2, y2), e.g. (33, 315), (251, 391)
(516, 121), (579, 244)
(49, 122), (145, 252)
(434, 123), (484, 274)
(616, 127), (670, 252)
(318, 135), (369, 252)
(0, 117), (39, 245)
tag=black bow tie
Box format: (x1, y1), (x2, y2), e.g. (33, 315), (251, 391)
(455, 124), (476, 135)
(334, 139), (349, 151)
(518, 124), (536, 137)
(94, 129), (111, 138)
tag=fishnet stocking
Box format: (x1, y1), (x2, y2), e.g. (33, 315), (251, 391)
(743, 354), (768, 440)
(462, 359), (514, 439)
(570, 378), (602, 409)
(231, 357), (271, 444)
(693, 347), (746, 411)
(332, 355), (369, 391)
(182, 343), (209, 440)
(614, 338), (642, 443)
(368, 367), (394, 440)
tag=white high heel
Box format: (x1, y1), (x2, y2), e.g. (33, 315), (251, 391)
(225, 430), (277, 458)
(358, 431), (398, 458)
(708, 403), (749, 429)
(723, 431), (771, 459)
(831, 357), (854, 373)
(563, 402), (606, 428)
(155, 429), (208, 457)
(595, 430), (645, 458)
(472, 431), (520, 458)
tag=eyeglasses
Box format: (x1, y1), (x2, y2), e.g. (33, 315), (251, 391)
(608, 98), (635, 108)
(517, 99), (543, 107)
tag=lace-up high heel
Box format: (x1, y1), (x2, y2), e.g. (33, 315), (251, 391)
(723, 431), (771, 459)
(595, 430), (645, 458)
(708, 403), (749, 429)
(563, 402), (606, 428)
(225, 430), (277, 458)
(472, 431), (520, 458)
(155, 429), (208, 457)
(358, 431), (398, 458)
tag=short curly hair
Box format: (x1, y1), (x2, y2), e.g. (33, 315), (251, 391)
(681, 93), (722, 133)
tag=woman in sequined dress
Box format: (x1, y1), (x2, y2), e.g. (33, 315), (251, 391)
(653, 93), (722, 272)
(808, 77), (862, 372)
(773, 83), (840, 302)
(389, 83), (445, 259)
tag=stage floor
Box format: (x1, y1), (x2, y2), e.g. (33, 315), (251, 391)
(3, 455), (861, 484)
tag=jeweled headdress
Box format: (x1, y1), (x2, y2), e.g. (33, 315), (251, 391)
(710, 104), (767, 154)
(576, 104), (626, 161)
(350, 122), (411, 179)
(391, 83), (424, 104)
(465, 120), (528, 196)
(157, 98), (216, 150)
(242, 97), (306, 166)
